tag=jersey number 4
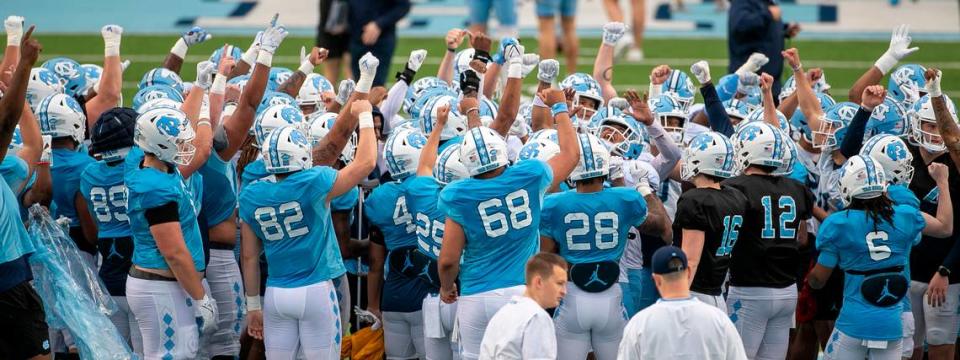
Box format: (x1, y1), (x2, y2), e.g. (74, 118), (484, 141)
(254, 201), (309, 241)
(760, 195), (797, 239)
(478, 189), (532, 238)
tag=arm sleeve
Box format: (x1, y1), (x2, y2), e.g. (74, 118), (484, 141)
(700, 83), (735, 137)
(145, 201), (180, 225)
(374, 0), (412, 30)
(521, 314), (559, 360)
(729, 1), (772, 37)
(646, 121), (682, 179)
(381, 81), (409, 136)
(839, 107), (872, 158)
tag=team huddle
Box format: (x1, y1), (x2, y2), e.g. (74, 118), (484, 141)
(0, 10), (959, 360)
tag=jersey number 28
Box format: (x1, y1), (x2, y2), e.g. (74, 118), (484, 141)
(478, 189), (532, 238)
(254, 201), (309, 241)
(565, 211), (619, 251)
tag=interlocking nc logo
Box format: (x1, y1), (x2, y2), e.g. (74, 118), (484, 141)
(886, 141), (908, 161)
(54, 61), (79, 79)
(739, 125), (762, 141)
(155, 115), (181, 137)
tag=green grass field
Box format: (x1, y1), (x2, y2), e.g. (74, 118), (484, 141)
(31, 34), (960, 103)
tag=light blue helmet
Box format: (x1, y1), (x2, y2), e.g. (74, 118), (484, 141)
(518, 137), (561, 162)
(790, 91), (836, 144)
(587, 104), (624, 132)
(257, 91), (297, 116)
(743, 108), (790, 136)
(79, 64), (102, 95)
(254, 103), (304, 146)
(865, 97), (908, 138)
(405, 77), (449, 112)
(888, 64), (926, 107)
(561, 73), (604, 120)
(661, 70), (696, 112)
(227, 74), (250, 94)
(813, 102), (858, 150)
(209, 45), (243, 66)
(41, 57), (86, 97)
(268, 67), (294, 91)
(139, 67), (184, 95)
(716, 73), (739, 102)
(133, 85), (185, 111)
(384, 127), (427, 179)
(740, 86), (763, 113)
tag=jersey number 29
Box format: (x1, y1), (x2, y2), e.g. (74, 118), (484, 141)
(254, 201), (309, 241)
(478, 189), (532, 238)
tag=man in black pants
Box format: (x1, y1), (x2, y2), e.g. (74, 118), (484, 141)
(347, 0), (411, 87)
(317, 0), (351, 85)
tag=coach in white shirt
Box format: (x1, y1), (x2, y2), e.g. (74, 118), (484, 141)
(618, 246), (747, 360)
(480, 252), (568, 360)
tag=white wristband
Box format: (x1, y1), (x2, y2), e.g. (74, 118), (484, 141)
(507, 61), (522, 79)
(298, 60), (314, 75)
(6, 34), (20, 48)
(256, 49), (273, 67)
(211, 75), (227, 95)
(241, 45), (258, 66)
(246, 295), (262, 312)
(874, 53), (897, 75)
(170, 38), (188, 59)
(637, 184), (653, 197)
(356, 74), (373, 94)
(359, 112), (374, 129)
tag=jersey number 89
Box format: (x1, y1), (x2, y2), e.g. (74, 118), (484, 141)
(478, 189), (532, 238)
(254, 201), (309, 241)
(89, 185), (129, 223)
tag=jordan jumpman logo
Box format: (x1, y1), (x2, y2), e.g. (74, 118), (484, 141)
(584, 264), (608, 287)
(401, 253), (414, 273)
(877, 279), (897, 302)
(107, 241), (123, 260)
(419, 264), (433, 283)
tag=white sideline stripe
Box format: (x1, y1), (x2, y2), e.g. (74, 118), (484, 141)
(44, 53), (960, 70)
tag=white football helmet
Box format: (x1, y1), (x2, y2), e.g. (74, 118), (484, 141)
(306, 112), (356, 163)
(36, 93), (86, 144)
(139, 67), (185, 95)
(569, 133), (611, 181)
(460, 126), (509, 176)
(910, 94), (958, 153)
(27, 67), (63, 111)
(743, 108), (791, 136)
(517, 137), (561, 162)
(838, 155), (888, 206)
(420, 95), (467, 141)
(254, 104), (305, 146)
(135, 107), (196, 165)
(137, 98), (183, 114)
(297, 73), (333, 114)
(681, 132), (736, 181)
(262, 125), (313, 174)
(860, 134), (914, 185)
(773, 137), (798, 177)
(732, 122), (788, 173)
(434, 143), (469, 186)
(529, 128), (558, 143)
(384, 127), (427, 180)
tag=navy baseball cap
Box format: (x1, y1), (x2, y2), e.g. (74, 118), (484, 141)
(651, 246), (688, 275)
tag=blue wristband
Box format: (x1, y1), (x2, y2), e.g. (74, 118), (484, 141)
(551, 103), (569, 117)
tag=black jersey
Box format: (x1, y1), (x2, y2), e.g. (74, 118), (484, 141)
(907, 144), (960, 283)
(722, 174), (814, 288)
(674, 186), (750, 295)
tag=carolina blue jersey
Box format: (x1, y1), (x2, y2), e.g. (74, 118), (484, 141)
(788, 157), (810, 186)
(240, 158), (269, 190)
(439, 159), (553, 295)
(51, 148), (95, 227)
(125, 148), (205, 272)
(80, 161), (130, 238)
(1, 155), (29, 197)
(817, 204), (925, 341)
(238, 167), (346, 288)
(438, 136), (463, 154)
(540, 187), (648, 264)
(364, 178), (418, 250)
(0, 180), (33, 264)
(331, 186), (359, 212)
(405, 175), (445, 260)
(889, 184), (920, 209)
(186, 171), (204, 215)
(197, 153), (237, 226)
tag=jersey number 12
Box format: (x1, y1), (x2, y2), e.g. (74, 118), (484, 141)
(761, 195), (797, 239)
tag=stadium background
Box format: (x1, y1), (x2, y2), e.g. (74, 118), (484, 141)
(3, 0), (959, 102)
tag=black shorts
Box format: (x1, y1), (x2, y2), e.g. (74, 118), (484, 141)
(0, 281), (50, 359)
(316, 0), (350, 58)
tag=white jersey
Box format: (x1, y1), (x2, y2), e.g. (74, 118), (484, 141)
(479, 296), (557, 360)
(618, 297), (747, 360)
(620, 159), (662, 276)
(507, 135), (523, 163)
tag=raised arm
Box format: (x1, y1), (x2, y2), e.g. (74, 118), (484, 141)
(648, 65), (671, 100)
(162, 26), (211, 74)
(85, 25), (123, 128)
(531, 59), (560, 132)
(417, 105), (449, 176)
(313, 53), (379, 167)
(177, 66), (213, 179)
(927, 69), (960, 167)
(691, 60), (735, 136)
(849, 25), (918, 103)
(438, 29), (467, 85)
(625, 90), (682, 179)
(230, 32), (261, 79)
(840, 86), (883, 158)
(922, 163), (953, 238)
(540, 88), (580, 190)
(0, 16), (23, 86)
(489, 41), (525, 137)
(0, 25), (37, 159)
(381, 49), (428, 134)
(593, 23), (626, 101)
(278, 46), (327, 97)
(784, 48), (826, 135)
(328, 99), (377, 201)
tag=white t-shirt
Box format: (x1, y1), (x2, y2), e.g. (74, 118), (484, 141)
(618, 297), (747, 360)
(479, 296), (557, 360)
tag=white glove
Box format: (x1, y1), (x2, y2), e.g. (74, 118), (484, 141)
(537, 59), (560, 84)
(520, 53), (540, 79)
(182, 26), (212, 46)
(5, 15), (24, 46)
(193, 294), (219, 336)
(195, 61), (217, 91)
(626, 160), (653, 194)
(602, 22), (627, 46)
(926, 69), (942, 97)
(241, 31), (263, 65)
(407, 49), (427, 72)
(875, 24), (918, 75)
(259, 25), (288, 55)
(509, 120), (529, 138)
(503, 42), (524, 63)
(337, 79), (356, 106)
(608, 156), (625, 181)
(356, 52), (380, 93)
(737, 72), (759, 94)
(40, 135), (51, 164)
(121, 59), (131, 71)
(101, 25), (123, 57)
(608, 97), (629, 111)
(690, 60), (711, 85)
(736, 52), (769, 76)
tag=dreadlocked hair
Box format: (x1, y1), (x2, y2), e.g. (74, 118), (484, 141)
(848, 195), (895, 232)
(236, 134), (259, 180)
